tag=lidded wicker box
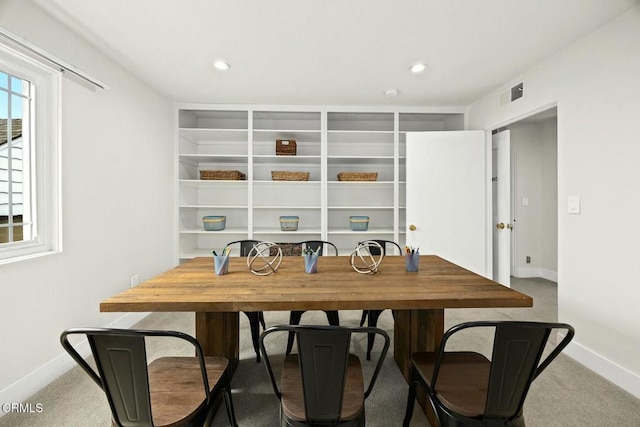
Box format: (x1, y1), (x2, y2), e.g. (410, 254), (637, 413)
(349, 216), (370, 231)
(279, 216), (299, 231)
(276, 139), (297, 156)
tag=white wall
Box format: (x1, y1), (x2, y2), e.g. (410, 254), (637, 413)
(468, 6), (640, 397)
(0, 0), (175, 405)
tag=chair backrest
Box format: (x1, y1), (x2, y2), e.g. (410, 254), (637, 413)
(297, 240), (339, 256)
(432, 321), (575, 420)
(60, 328), (210, 427)
(224, 239), (261, 256)
(260, 325), (389, 425)
(357, 239), (401, 256)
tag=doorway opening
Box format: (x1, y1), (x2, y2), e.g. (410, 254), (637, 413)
(492, 106), (558, 286)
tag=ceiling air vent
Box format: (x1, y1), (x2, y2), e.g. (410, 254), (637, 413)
(511, 82), (524, 101)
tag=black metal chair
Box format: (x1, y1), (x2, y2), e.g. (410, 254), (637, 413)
(403, 321), (575, 427)
(260, 325), (390, 427)
(224, 239), (266, 362)
(357, 239), (402, 360)
(284, 240), (340, 356)
(60, 328), (238, 427)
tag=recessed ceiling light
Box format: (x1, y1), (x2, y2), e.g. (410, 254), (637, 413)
(214, 60), (230, 71)
(410, 63), (426, 74)
(384, 89), (399, 97)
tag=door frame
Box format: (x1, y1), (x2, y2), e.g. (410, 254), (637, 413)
(484, 102), (558, 282)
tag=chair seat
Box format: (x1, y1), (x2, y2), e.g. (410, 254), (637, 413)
(148, 356), (229, 427)
(412, 351), (491, 418)
(281, 353), (365, 422)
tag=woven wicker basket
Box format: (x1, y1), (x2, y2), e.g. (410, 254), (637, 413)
(199, 170), (246, 180)
(337, 172), (378, 181)
(276, 139), (297, 155)
(271, 171), (310, 181)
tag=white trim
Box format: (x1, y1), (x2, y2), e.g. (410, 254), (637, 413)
(0, 25), (107, 90)
(540, 268), (558, 282)
(514, 267), (558, 282)
(0, 43), (62, 263)
(0, 313), (148, 416)
(562, 337), (640, 399)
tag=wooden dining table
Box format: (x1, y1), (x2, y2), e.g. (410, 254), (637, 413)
(101, 254), (533, 373)
(101, 254), (532, 423)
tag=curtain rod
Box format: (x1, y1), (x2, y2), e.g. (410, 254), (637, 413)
(0, 26), (108, 90)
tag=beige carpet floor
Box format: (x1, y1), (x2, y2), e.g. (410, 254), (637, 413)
(2, 278), (639, 426)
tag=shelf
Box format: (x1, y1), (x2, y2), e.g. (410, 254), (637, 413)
(253, 227), (322, 234)
(179, 154), (248, 164)
(328, 228), (395, 235)
(180, 227), (248, 234)
(253, 180), (321, 185)
(328, 206), (393, 210)
(253, 205), (321, 210)
(180, 179), (248, 187)
(179, 128), (248, 142)
(179, 205), (248, 209)
(328, 181), (394, 186)
(176, 106), (464, 260)
(253, 155), (321, 164)
(327, 156), (393, 165)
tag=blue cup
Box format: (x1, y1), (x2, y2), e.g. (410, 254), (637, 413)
(214, 255), (229, 275)
(405, 252), (420, 272)
(304, 253), (319, 274)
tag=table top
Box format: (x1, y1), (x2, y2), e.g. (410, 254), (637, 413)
(100, 255), (532, 313)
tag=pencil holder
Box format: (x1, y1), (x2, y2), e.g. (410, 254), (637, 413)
(405, 251), (420, 272)
(304, 253), (319, 274)
(214, 255), (230, 275)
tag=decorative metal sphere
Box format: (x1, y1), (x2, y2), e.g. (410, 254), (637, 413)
(247, 242), (282, 275)
(349, 240), (384, 274)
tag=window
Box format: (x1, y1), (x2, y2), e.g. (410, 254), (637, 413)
(0, 43), (60, 263)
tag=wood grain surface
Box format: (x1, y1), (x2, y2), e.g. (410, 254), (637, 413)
(100, 255), (532, 313)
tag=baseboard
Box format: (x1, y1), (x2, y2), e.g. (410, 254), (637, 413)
(539, 268), (558, 282)
(0, 312), (149, 417)
(563, 336), (640, 399)
(515, 267), (557, 282)
(516, 267), (539, 278)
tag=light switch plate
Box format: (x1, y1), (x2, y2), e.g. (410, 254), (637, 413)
(568, 195), (581, 214)
(522, 197), (529, 207)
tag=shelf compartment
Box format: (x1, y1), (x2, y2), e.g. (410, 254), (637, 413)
(179, 154), (249, 164)
(179, 227), (248, 234)
(179, 182), (248, 206)
(254, 183), (320, 207)
(253, 155), (321, 164)
(253, 208), (321, 232)
(179, 128), (248, 143)
(253, 227), (322, 235)
(327, 112), (394, 132)
(179, 109), (248, 129)
(253, 111), (321, 131)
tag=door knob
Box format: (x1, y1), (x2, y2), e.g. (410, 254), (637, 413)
(506, 224), (513, 230)
(409, 224), (416, 231)
(496, 223), (505, 229)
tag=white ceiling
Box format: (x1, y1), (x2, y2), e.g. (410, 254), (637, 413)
(34, 0), (639, 107)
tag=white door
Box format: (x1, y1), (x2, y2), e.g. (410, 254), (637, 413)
(406, 131), (487, 276)
(492, 130), (511, 286)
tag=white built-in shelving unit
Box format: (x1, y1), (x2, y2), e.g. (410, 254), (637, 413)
(177, 105), (464, 261)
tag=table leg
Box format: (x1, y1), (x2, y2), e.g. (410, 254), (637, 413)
(393, 308), (444, 426)
(195, 312), (240, 375)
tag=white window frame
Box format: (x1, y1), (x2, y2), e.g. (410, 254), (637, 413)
(0, 43), (61, 264)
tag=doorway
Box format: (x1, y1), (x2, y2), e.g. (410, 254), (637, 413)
(492, 107), (558, 284)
